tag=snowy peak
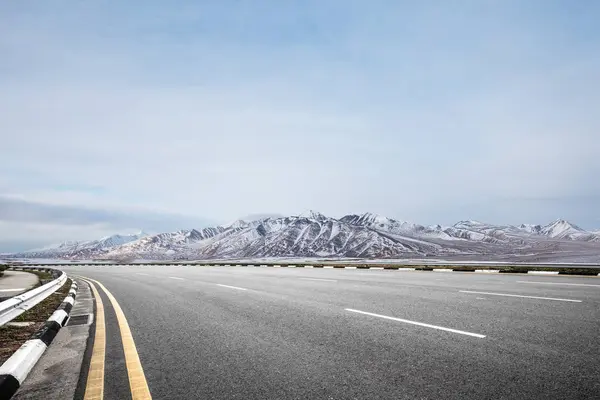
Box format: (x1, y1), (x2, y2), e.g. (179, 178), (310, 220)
(518, 224), (542, 234)
(97, 232), (148, 248)
(453, 220), (485, 229)
(224, 220), (250, 229)
(297, 210), (328, 221)
(341, 213), (400, 227)
(355, 212), (396, 226)
(540, 219), (585, 239)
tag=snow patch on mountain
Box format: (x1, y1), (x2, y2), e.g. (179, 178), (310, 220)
(518, 224), (542, 234)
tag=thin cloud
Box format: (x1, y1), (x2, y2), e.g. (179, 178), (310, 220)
(0, 197), (214, 232)
(1, 1), (599, 249)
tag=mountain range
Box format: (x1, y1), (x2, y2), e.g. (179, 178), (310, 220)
(6, 212), (600, 262)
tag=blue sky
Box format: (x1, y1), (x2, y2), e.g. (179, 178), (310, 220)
(1, 1), (599, 251)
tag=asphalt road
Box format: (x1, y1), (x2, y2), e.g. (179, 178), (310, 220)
(60, 265), (600, 400)
(0, 270), (39, 299)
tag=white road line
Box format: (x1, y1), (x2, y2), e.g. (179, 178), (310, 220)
(216, 284), (247, 291)
(527, 271), (559, 275)
(345, 308), (486, 338)
(168, 276), (184, 280)
(299, 278), (338, 282)
(517, 281), (600, 288)
(0, 288), (26, 292)
(136, 273), (150, 276)
(459, 290), (582, 303)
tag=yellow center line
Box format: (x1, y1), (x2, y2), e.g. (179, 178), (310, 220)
(85, 277), (153, 400)
(81, 279), (106, 400)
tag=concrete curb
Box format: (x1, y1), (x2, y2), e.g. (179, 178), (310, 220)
(0, 279), (78, 400)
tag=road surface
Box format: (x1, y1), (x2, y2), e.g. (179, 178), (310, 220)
(59, 265), (600, 399)
(0, 270), (39, 299)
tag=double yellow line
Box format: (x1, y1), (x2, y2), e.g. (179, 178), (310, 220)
(81, 277), (152, 400)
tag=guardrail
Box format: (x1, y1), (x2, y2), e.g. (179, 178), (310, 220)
(7, 261), (600, 275)
(0, 268), (67, 326)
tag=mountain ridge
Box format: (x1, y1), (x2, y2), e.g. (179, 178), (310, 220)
(8, 212), (600, 261)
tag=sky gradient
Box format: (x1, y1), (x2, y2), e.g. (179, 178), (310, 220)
(1, 1), (599, 251)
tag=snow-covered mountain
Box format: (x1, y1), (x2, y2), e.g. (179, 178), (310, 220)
(9, 213), (600, 260)
(19, 232), (149, 259)
(538, 219), (593, 240)
(101, 227), (226, 260)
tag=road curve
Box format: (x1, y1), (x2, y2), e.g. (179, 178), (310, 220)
(61, 265), (600, 400)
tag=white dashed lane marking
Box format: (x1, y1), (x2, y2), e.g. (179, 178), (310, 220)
(460, 290), (582, 303)
(216, 284), (247, 291)
(345, 308), (486, 338)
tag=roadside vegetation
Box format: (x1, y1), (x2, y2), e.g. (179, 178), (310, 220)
(26, 269), (53, 284)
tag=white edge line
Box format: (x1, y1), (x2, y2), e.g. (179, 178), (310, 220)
(216, 284), (247, 291)
(459, 290), (582, 303)
(345, 308), (486, 338)
(0, 288), (26, 292)
(168, 276), (184, 280)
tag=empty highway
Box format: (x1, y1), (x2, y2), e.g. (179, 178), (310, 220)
(59, 265), (600, 399)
